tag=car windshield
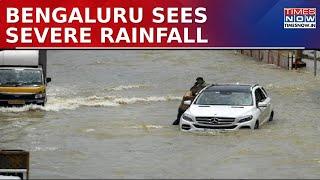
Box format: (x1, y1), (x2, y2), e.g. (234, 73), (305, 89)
(0, 69), (43, 86)
(195, 90), (253, 106)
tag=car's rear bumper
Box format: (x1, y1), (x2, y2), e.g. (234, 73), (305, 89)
(180, 118), (256, 132)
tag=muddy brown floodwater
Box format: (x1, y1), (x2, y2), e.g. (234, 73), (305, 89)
(0, 50), (320, 178)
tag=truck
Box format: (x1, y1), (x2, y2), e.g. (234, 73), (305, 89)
(0, 50), (51, 106)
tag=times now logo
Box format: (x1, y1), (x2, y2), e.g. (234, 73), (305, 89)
(284, 8), (316, 29)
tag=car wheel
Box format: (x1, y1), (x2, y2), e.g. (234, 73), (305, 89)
(268, 111), (274, 122)
(254, 120), (259, 129)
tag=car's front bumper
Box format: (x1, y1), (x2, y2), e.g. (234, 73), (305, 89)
(180, 118), (256, 132)
(0, 98), (45, 107)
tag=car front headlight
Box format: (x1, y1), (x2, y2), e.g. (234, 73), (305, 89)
(35, 93), (45, 99)
(182, 114), (194, 122)
(238, 115), (253, 123)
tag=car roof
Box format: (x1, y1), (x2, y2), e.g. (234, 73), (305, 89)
(204, 84), (254, 92)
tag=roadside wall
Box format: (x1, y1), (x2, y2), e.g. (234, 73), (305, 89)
(238, 50), (292, 70)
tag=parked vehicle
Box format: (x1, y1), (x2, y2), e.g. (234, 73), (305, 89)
(180, 83), (274, 131)
(0, 50), (51, 106)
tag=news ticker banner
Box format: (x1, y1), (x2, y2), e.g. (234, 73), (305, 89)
(0, 0), (319, 49)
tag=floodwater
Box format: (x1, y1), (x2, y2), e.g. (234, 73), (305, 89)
(0, 50), (320, 179)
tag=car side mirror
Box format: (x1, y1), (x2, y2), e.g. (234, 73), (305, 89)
(258, 102), (267, 108)
(183, 100), (192, 105)
(46, 77), (52, 83)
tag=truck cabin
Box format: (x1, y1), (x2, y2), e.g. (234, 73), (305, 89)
(0, 50), (51, 87)
(0, 50), (51, 106)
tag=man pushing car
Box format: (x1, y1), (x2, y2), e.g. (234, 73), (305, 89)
(172, 77), (207, 125)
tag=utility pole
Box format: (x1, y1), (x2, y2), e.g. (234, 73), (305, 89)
(314, 50), (317, 77)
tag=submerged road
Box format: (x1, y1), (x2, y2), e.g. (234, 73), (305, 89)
(0, 50), (320, 178)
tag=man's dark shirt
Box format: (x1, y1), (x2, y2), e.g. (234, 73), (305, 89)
(190, 82), (207, 96)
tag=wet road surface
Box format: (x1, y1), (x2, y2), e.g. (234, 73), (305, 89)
(0, 50), (320, 178)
